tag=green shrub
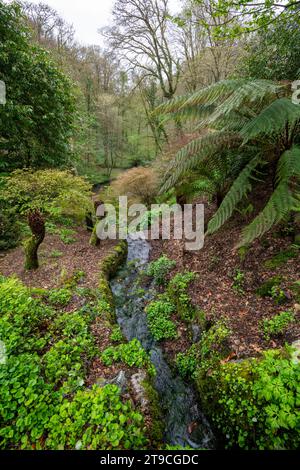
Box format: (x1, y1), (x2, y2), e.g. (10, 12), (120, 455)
(145, 299), (177, 341)
(167, 271), (196, 320)
(46, 385), (147, 450)
(101, 339), (155, 375)
(0, 354), (59, 449)
(176, 345), (198, 379)
(256, 276), (283, 297)
(0, 277), (53, 354)
(0, 204), (21, 251)
(261, 311), (295, 341)
(110, 325), (124, 343)
(198, 349), (300, 449)
(47, 288), (72, 307)
(146, 255), (176, 286)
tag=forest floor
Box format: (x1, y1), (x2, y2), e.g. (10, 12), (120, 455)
(150, 188), (300, 361)
(0, 227), (151, 428)
(0, 226), (115, 290)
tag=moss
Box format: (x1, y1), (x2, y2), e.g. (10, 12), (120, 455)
(98, 241), (128, 318)
(256, 275), (283, 297)
(141, 379), (164, 445)
(264, 246), (299, 269)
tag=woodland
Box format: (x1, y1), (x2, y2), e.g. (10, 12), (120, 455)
(0, 0), (300, 451)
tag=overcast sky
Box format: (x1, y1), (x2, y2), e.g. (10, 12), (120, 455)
(15, 0), (182, 47)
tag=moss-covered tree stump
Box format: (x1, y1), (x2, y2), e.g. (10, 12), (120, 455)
(24, 210), (45, 270)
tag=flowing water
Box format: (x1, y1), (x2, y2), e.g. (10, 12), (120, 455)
(110, 235), (215, 448)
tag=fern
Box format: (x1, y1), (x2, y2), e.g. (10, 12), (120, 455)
(276, 146), (300, 184)
(160, 131), (240, 193)
(238, 183), (299, 247)
(207, 156), (261, 235)
(241, 98), (300, 143)
(155, 78), (300, 246)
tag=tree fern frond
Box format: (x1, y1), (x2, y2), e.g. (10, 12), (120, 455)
(159, 131), (240, 193)
(206, 80), (282, 125)
(241, 98), (300, 143)
(161, 104), (215, 124)
(276, 145), (300, 184)
(207, 156), (261, 235)
(238, 183), (298, 247)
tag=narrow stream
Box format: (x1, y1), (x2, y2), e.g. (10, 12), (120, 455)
(110, 236), (215, 449)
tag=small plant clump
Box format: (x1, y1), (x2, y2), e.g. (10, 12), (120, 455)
(146, 255), (176, 286)
(101, 339), (155, 375)
(232, 269), (245, 295)
(145, 298), (177, 341)
(47, 288), (72, 307)
(261, 311), (296, 341)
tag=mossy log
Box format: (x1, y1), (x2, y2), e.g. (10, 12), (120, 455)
(24, 210), (45, 270)
(98, 240), (128, 318)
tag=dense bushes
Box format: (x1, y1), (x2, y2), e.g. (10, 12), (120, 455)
(197, 348), (300, 449)
(0, 2), (76, 171)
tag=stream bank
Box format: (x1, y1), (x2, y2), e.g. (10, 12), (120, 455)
(110, 235), (215, 449)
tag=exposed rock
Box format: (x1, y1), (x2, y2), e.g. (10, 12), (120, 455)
(291, 340), (300, 365)
(130, 371), (149, 410)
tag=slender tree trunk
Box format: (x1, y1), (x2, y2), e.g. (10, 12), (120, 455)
(24, 210), (45, 270)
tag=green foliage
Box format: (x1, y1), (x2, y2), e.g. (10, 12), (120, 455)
(256, 276), (283, 298)
(0, 2), (76, 171)
(110, 325), (124, 343)
(176, 319), (230, 381)
(199, 349), (300, 449)
(0, 202), (21, 251)
(59, 228), (76, 244)
(155, 78), (300, 246)
(146, 255), (176, 286)
(1, 169), (92, 221)
(46, 385), (146, 450)
(264, 246), (299, 269)
(50, 250), (63, 259)
(47, 288), (72, 307)
(0, 275), (147, 449)
(232, 269), (245, 295)
(0, 277), (53, 355)
(176, 344), (198, 379)
(145, 299), (177, 341)
(167, 272), (196, 320)
(261, 311), (296, 341)
(0, 354), (59, 449)
(101, 339), (155, 375)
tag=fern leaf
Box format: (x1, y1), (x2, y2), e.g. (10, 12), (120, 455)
(276, 145), (300, 184)
(241, 98), (300, 143)
(160, 131), (240, 193)
(238, 183), (298, 247)
(207, 156), (261, 235)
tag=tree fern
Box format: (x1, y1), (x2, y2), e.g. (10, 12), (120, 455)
(160, 131), (240, 193)
(207, 156), (261, 235)
(238, 183), (299, 247)
(241, 98), (300, 143)
(276, 145), (300, 184)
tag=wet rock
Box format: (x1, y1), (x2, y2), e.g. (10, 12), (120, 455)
(291, 340), (300, 364)
(191, 324), (201, 343)
(96, 371), (127, 391)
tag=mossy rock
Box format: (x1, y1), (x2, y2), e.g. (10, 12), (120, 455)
(98, 240), (128, 319)
(141, 379), (164, 444)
